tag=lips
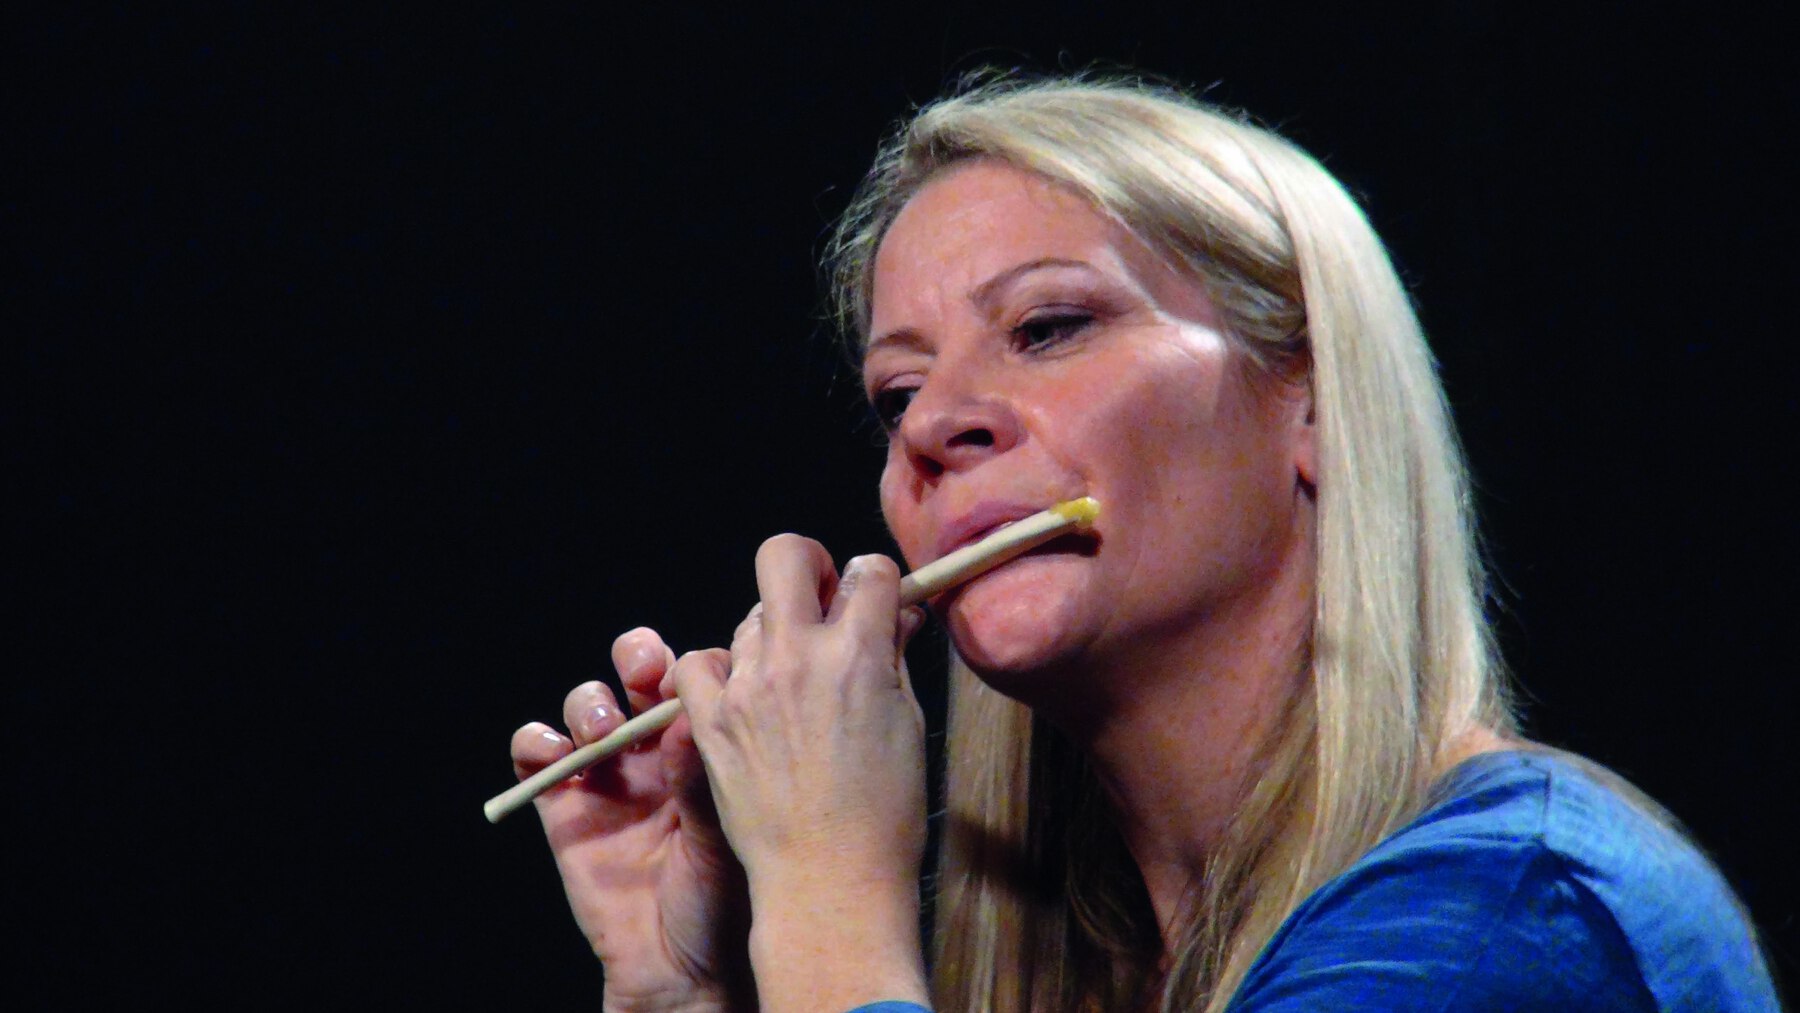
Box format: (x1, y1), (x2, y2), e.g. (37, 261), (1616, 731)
(932, 501), (1064, 561)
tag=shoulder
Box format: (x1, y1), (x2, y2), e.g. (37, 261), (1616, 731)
(1227, 751), (1777, 1012)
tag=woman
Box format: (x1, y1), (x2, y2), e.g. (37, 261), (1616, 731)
(509, 78), (1776, 1011)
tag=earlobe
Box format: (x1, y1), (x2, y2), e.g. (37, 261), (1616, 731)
(1294, 387), (1318, 491)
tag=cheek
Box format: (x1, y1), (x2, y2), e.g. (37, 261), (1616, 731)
(1063, 363), (1261, 577)
(878, 457), (929, 569)
(1062, 375), (1208, 501)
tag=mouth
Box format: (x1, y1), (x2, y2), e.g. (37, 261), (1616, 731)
(934, 506), (1034, 560)
(921, 529), (1097, 612)
(932, 504), (1101, 563)
(959, 518), (1018, 548)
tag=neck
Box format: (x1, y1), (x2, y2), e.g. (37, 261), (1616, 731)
(1035, 532), (1315, 950)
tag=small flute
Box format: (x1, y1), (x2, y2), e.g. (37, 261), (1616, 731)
(483, 496), (1100, 823)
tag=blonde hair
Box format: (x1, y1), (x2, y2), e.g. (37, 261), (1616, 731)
(826, 75), (1515, 1012)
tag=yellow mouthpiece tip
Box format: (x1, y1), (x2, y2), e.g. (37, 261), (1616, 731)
(1050, 496), (1101, 528)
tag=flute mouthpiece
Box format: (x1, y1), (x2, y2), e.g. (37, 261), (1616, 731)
(1050, 496), (1101, 529)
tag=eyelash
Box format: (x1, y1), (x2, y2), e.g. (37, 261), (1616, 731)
(1012, 310), (1094, 350)
(867, 309), (1097, 432)
(870, 386), (916, 432)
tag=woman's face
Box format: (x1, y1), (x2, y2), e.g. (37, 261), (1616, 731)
(865, 160), (1314, 693)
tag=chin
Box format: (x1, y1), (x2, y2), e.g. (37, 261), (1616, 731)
(941, 560), (1089, 688)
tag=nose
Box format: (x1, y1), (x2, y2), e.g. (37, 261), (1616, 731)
(893, 362), (1023, 479)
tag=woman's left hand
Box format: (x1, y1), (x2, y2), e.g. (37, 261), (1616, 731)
(670, 535), (931, 1013)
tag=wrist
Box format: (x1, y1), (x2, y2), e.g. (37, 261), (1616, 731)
(746, 873), (927, 1013)
(602, 969), (757, 1013)
(601, 988), (750, 1013)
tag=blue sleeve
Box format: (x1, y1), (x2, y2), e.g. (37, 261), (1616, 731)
(1226, 840), (1658, 1012)
(1223, 753), (1785, 1011)
(843, 1004), (930, 1013)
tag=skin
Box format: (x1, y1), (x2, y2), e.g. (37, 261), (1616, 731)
(509, 635), (753, 1013)
(512, 560), (932, 1013)
(863, 160), (1322, 940)
(513, 158), (1346, 1009)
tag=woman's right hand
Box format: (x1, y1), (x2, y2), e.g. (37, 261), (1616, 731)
(510, 628), (751, 1013)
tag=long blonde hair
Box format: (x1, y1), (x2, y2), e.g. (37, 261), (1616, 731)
(826, 75), (1515, 1012)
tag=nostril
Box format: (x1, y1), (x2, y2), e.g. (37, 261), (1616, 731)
(949, 428), (995, 449)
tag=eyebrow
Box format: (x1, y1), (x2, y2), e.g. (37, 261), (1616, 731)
(968, 257), (1098, 308)
(866, 257), (1101, 356)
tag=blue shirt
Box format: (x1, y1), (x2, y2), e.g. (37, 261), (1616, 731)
(1228, 751), (1778, 1010)
(852, 752), (1776, 1012)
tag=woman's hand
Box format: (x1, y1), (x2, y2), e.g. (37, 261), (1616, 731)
(671, 537), (931, 1013)
(510, 628), (751, 1013)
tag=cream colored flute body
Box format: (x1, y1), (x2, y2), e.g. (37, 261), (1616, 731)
(483, 497), (1099, 823)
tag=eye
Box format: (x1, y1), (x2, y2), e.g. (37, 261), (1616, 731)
(1013, 310), (1093, 350)
(870, 385), (918, 431)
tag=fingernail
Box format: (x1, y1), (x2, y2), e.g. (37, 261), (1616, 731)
(899, 606), (926, 641)
(588, 703), (615, 730)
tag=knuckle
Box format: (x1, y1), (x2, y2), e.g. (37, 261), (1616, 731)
(754, 658), (793, 687)
(611, 628), (665, 674)
(760, 629), (809, 672)
(673, 647), (726, 684)
(827, 637), (872, 676)
(758, 532), (834, 578)
(610, 626), (653, 653)
(717, 685), (757, 725)
(511, 721), (566, 757)
(562, 679), (602, 711)
(757, 532), (810, 563)
(850, 553), (901, 582)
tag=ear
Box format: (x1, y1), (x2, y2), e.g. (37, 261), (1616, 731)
(1292, 381), (1317, 492)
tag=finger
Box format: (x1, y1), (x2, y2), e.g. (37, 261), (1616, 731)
(657, 698), (728, 841)
(669, 648), (733, 750)
(729, 604), (764, 674)
(611, 626), (678, 715)
(897, 605), (927, 656)
(833, 553), (904, 646)
(896, 656), (923, 712)
(510, 721), (573, 780)
(754, 533), (838, 629)
(561, 680), (628, 747)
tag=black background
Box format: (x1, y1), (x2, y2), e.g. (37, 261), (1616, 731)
(12, 2), (1795, 1005)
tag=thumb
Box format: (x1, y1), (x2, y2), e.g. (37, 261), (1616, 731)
(668, 647), (731, 751)
(660, 706), (735, 860)
(897, 605), (927, 654)
(667, 648), (737, 851)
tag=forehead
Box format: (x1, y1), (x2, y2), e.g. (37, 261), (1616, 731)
(867, 159), (1204, 336)
(884, 160), (1113, 255)
(871, 163), (1121, 306)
